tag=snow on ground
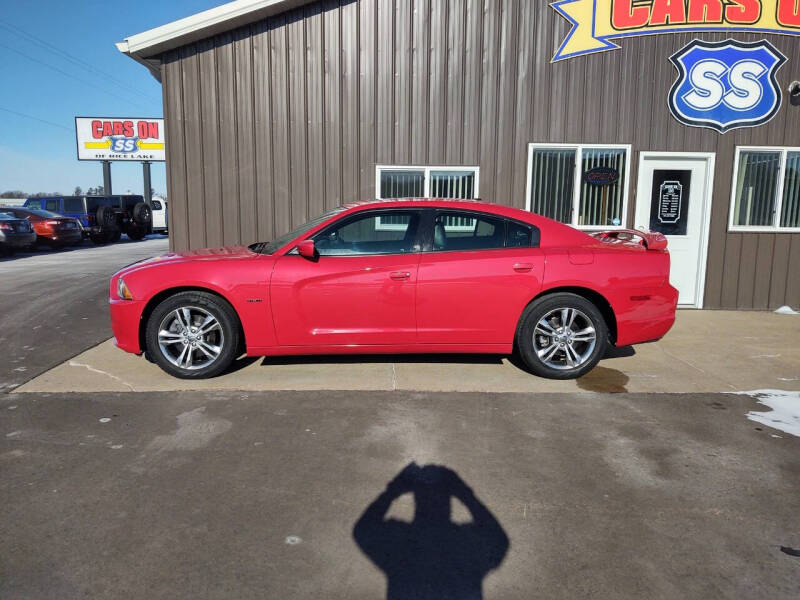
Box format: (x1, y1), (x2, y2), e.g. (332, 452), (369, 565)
(774, 305), (800, 315)
(737, 390), (800, 438)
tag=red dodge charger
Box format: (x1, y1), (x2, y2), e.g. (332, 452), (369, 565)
(110, 199), (678, 380)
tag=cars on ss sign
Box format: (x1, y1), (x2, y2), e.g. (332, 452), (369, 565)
(109, 199), (678, 380)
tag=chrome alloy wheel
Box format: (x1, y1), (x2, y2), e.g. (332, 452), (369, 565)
(533, 307), (597, 370)
(157, 306), (224, 370)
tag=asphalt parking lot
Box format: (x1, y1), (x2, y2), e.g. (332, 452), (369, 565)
(1, 240), (799, 599)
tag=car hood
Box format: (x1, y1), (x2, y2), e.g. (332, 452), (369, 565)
(116, 245), (257, 276)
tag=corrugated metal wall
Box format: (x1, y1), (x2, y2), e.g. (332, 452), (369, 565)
(160, 0), (800, 310)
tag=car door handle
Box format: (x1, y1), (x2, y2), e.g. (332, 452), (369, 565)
(390, 271), (411, 281)
(513, 263), (534, 272)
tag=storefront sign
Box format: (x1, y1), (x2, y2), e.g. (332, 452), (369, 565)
(650, 169), (691, 236)
(668, 40), (786, 133)
(75, 117), (165, 161)
(551, 0), (800, 61)
(583, 166), (619, 186)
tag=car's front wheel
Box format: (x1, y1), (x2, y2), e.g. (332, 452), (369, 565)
(145, 291), (240, 379)
(517, 293), (607, 380)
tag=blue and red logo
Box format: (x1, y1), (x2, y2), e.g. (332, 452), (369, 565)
(669, 39), (786, 134)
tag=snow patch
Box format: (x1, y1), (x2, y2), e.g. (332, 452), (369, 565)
(737, 390), (800, 438)
(774, 305), (800, 315)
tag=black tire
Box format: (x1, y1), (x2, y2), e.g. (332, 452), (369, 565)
(132, 202), (152, 226)
(96, 206), (117, 230)
(126, 228), (146, 241)
(516, 293), (608, 380)
(145, 291), (240, 379)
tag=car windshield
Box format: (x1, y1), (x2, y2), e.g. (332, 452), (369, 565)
(250, 208), (345, 255)
(28, 209), (62, 218)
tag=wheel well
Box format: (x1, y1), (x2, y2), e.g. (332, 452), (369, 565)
(525, 286), (618, 345)
(138, 287), (246, 354)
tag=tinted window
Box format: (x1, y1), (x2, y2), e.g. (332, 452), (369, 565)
(433, 211), (505, 252)
(24, 199), (41, 209)
(506, 220), (538, 248)
(313, 210), (421, 256)
(151, 200), (163, 210)
(44, 199), (59, 212)
(63, 197), (84, 212)
(86, 197), (114, 210)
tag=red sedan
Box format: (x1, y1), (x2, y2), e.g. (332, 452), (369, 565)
(110, 199), (677, 380)
(2, 207), (83, 248)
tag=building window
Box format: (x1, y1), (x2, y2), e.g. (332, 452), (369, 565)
(376, 166), (479, 200)
(526, 144), (631, 230)
(730, 147), (800, 232)
(375, 165), (479, 230)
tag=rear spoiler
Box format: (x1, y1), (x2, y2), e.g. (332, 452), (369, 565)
(590, 229), (668, 251)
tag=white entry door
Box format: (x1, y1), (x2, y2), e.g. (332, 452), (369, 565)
(635, 153), (715, 308)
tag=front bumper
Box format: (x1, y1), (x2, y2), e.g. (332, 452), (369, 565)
(109, 298), (145, 354)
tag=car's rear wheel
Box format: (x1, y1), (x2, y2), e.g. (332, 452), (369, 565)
(516, 293), (607, 380)
(145, 291), (240, 379)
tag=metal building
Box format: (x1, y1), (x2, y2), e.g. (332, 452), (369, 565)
(118, 0), (800, 310)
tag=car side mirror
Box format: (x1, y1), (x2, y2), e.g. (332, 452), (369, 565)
(297, 239), (318, 260)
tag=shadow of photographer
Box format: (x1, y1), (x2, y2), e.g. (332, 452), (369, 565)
(353, 463), (509, 600)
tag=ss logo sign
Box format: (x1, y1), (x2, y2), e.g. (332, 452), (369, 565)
(669, 39), (786, 134)
(110, 137), (139, 153)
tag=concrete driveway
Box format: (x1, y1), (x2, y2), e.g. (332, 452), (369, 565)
(16, 309), (800, 394)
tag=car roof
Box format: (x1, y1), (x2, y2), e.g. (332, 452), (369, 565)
(340, 198), (535, 222)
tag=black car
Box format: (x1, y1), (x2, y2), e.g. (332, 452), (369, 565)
(0, 211), (37, 256)
(24, 195), (152, 244)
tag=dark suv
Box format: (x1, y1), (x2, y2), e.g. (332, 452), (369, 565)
(24, 195), (152, 244)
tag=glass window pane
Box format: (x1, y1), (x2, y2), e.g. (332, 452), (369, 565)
(781, 151), (800, 228)
(528, 149), (575, 223)
(578, 148), (626, 227)
(733, 151), (780, 227)
(64, 198), (84, 212)
(433, 211), (504, 251)
(379, 170), (424, 199)
(506, 220), (533, 247)
(430, 171), (475, 199)
(314, 211), (421, 256)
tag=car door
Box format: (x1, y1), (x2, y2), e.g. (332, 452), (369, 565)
(416, 210), (545, 345)
(270, 209), (423, 347)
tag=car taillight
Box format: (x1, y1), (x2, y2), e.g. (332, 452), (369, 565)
(45, 220), (60, 226)
(0, 223), (12, 231)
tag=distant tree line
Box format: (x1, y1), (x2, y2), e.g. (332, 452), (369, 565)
(1, 187), (165, 199)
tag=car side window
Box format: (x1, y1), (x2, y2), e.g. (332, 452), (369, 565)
(433, 211), (505, 252)
(313, 210), (422, 256)
(506, 220), (540, 248)
(151, 200), (163, 210)
(64, 198), (84, 212)
(45, 199), (59, 212)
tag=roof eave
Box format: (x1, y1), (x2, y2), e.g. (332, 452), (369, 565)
(116, 0), (312, 80)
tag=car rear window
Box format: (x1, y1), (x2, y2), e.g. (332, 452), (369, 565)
(29, 209), (62, 218)
(151, 200), (162, 210)
(506, 220), (540, 248)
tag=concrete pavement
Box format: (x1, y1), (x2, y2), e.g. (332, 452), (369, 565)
(1, 389), (798, 599)
(0, 237), (169, 392)
(17, 309), (800, 394)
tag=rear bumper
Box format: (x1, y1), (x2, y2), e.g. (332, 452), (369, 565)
(40, 230), (83, 244)
(0, 232), (36, 247)
(616, 284), (679, 347)
(109, 298), (145, 354)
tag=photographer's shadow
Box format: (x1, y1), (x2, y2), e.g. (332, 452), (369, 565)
(353, 463), (509, 600)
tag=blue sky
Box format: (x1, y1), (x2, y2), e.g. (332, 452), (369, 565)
(0, 0), (225, 197)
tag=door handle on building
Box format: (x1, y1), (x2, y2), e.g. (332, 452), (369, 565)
(513, 263), (534, 272)
(390, 271), (411, 281)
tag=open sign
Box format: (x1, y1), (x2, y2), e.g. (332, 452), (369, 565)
(583, 166), (619, 186)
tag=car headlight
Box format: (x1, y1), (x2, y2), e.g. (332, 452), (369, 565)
(117, 278), (133, 300)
